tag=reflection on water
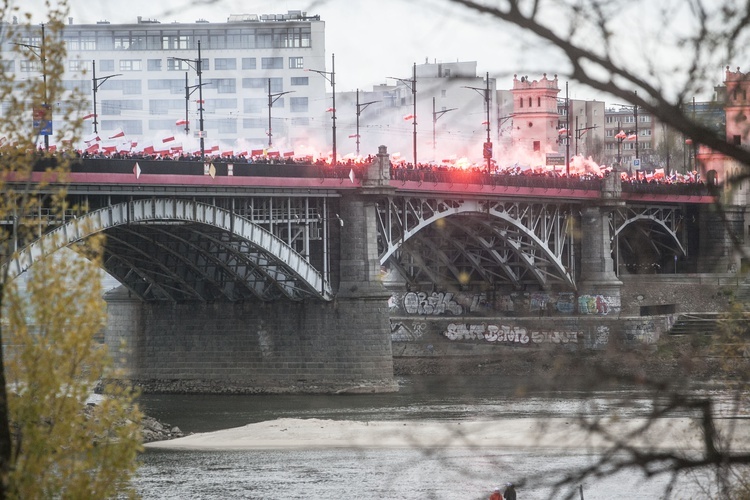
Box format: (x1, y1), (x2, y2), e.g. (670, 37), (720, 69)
(134, 376), (724, 499)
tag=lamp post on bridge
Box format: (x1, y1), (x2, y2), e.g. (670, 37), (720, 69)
(432, 97), (456, 162)
(91, 60), (121, 134)
(354, 89), (378, 157)
(267, 79), (293, 149)
(16, 23), (50, 151)
(388, 62), (417, 166)
(183, 72), (208, 137)
(463, 72), (493, 172)
(306, 54), (337, 164)
(169, 40), (205, 160)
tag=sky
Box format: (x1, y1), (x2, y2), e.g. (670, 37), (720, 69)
(15, 0), (592, 98)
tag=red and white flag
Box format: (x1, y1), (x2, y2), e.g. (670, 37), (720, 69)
(326, 107), (335, 113)
(403, 114), (414, 121)
(558, 128), (568, 135)
(626, 133), (637, 141)
(108, 128), (125, 139)
(175, 119), (189, 126)
(348, 134), (359, 138)
(133, 162), (141, 179)
(84, 133), (100, 144)
(82, 113), (97, 120)
(162, 135), (175, 143)
(283, 151), (294, 157)
(615, 130), (627, 140)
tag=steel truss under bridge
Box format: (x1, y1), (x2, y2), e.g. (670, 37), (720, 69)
(5, 198), (334, 302)
(610, 204), (686, 273)
(376, 196), (577, 290)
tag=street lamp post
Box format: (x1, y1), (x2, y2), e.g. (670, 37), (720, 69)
(573, 116), (597, 156)
(17, 23), (49, 151)
(169, 40), (205, 159)
(183, 71), (207, 136)
(355, 89), (378, 157)
(306, 54), (337, 164)
(463, 72), (493, 171)
(432, 97), (456, 161)
(91, 60), (121, 134)
(267, 78), (293, 148)
(388, 62), (417, 166)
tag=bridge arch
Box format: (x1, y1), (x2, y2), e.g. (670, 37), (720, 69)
(6, 199), (333, 302)
(377, 197), (576, 290)
(612, 207), (686, 274)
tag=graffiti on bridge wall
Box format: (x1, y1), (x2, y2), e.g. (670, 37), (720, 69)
(444, 323), (587, 345)
(389, 290), (618, 316)
(391, 320), (427, 342)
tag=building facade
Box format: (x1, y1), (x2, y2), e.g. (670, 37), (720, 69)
(1, 11), (328, 153)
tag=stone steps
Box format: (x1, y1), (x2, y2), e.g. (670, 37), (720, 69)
(668, 313), (723, 336)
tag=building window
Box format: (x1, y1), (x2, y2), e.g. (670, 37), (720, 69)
(290, 77), (308, 86)
(244, 78), (282, 92)
(243, 118), (265, 129)
(167, 59), (192, 71)
(290, 97), (308, 112)
(21, 60), (42, 72)
(215, 58), (237, 70)
(68, 60), (92, 72)
(211, 78), (236, 94)
(101, 99), (143, 115)
(288, 57), (303, 69)
(519, 98), (523, 108)
(291, 117), (309, 126)
(149, 99), (183, 115)
(148, 79), (184, 94)
(147, 59), (162, 71)
(441, 89), (446, 97)
(242, 57), (256, 70)
(261, 57), (283, 70)
(119, 60), (142, 71)
(533, 141), (540, 151)
(244, 98), (266, 114)
(537, 97), (541, 107)
(100, 60), (115, 71)
(528, 97), (532, 107)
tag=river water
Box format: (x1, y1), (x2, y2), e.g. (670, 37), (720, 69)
(134, 376), (725, 499)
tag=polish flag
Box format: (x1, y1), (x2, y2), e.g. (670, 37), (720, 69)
(143, 144), (155, 154)
(348, 134), (359, 138)
(102, 144), (117, 153)
(84, 133), (100, 144)
(237, 150), (248, 157)
(558, 128), (568, 135)
(326, 107), (335, 112)
(171, 143), (183, 152)
(283, 151), (294, 157)
(85, 143), (99, 153)
(482, 121), (490, 125)
(221, 149), (234, 157)
(209, 144), (220, 152)
(626, 134), (637, 141)
(615, 130), (627, 140)
(162, 135), (175, 143)
(108, 128), (125, 139)
(134, 162), (141, 179)
(403, 114), (414, 121)
(175, 119), (189, 126)
(48, 144), (57, 152)
(82, 113), (97, 120)
(251, 149), (264, 156)
(267, 150), (280, 157)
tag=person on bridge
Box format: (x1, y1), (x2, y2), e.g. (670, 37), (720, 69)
(489, 486), (504, 500)
(504, 482), (517, 500)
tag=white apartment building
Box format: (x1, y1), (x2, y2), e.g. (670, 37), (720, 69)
(1, 11), (329, 153)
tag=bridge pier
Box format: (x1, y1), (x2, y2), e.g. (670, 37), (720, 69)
(578, 173), (623, 314)
(105, 291), (396, 394)
(696, 204), (744, 273)
(104, 148), (397, 394)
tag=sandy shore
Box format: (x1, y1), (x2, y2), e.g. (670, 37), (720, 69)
(144, 416), (750, 452)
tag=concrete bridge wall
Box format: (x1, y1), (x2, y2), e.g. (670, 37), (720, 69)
(105, 290), (396, 394)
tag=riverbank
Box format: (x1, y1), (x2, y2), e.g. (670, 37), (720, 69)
(392, 332), (744, 384)
(144, 415), (750, 451)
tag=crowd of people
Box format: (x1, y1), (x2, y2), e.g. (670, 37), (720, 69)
(45, 146), (710, 190)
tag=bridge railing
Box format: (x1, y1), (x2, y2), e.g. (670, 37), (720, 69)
(390, 167), (603, 191)
(27, 157), (712, 196)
